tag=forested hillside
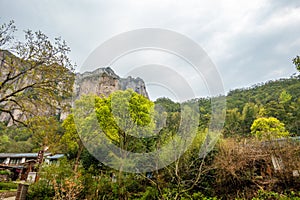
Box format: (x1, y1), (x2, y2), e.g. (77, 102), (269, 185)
(224, 75), (300, 137)
(227, 75), (300, 110)
(1, 20), (300, 199)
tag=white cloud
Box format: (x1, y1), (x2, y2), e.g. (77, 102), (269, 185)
(1, 0), (300, 99)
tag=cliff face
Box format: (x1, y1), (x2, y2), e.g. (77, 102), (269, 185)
(0, 48), (149, 124)
(75, 67), (149, 98)
(0, 49), (74, 124)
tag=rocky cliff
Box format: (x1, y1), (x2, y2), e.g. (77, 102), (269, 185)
(74, 67), (148, 98)
(0, 48), (149, 124)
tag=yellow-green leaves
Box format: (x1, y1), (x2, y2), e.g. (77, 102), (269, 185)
(95, 89), (155, 144)
(250, 117), (289, 140)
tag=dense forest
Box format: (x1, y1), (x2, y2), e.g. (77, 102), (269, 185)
(1, 75), (300, 153)
(1, 20), (300, 199)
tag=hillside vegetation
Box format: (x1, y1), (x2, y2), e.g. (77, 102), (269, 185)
(1, 20), (300, 199)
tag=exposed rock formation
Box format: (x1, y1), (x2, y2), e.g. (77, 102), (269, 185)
(75, 67), (148, 98)
(0, 48), (148, 124)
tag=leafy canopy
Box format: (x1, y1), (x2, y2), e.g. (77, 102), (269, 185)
(95, 89), (155, 145)
(250, 117), (289, 140)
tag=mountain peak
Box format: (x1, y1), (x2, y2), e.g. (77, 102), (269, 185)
(75, 67), (148, 98)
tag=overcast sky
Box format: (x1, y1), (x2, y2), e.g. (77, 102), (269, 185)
(1, 0), (300, 101)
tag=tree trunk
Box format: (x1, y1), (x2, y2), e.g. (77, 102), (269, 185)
(74, 145), (83, 172)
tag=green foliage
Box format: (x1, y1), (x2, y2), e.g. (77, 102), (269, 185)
(224, 79), (300, 136)
(161, 187), (218, 200)
(138, 186), (159, 200)
(279, 90), (292, 104)
(0, 116), (65, 153)
(61, 114), (81, 158)
(29, 116), (63, 153)
(27, 158), (83, 200)
(155, 97), (180, 112)
(252, 190), (300, 200)
(61, 94), (103, 171)
(81, 172), (158, 200)
(94, 89), (156, 157)
(0, 20), (74, 125)
(0, 170), (11, 175)
(0, 122), (35, 153)
(223, 108), (242, 137)
(227, 76), (300, 111)
(197, 98), (212, 130)
(223, 103), (260, 137)
(241, 103), (260, 133)
(251, 117), (289, 140)
(26, 180), (54, 200)
(81, 174), (117, 200)
(1, 23), (300, 199)
(192, 192), (219, 200)
(80, 149), (103, 172)
(0, 182), (17, 191)
(95, 89), (155, 142)
(293, 55), (300, 72)
(41, 158), (75, 180)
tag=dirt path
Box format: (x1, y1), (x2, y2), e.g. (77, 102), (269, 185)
(2, 197), (15, 200)
(0, 191), (17, 200)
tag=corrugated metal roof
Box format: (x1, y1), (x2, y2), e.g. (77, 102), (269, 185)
(0, 153), (51, 158)
(46, 154), (64, 159)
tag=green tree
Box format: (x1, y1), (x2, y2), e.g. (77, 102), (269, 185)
(0, 20), (74, 125)
(198, 98), (212, 131)
(279, 90), (292, 104)
(61, 114), (80, 158)
(94, 89), (156, 199)
(27, 158), (83, 200)
(29, 116), (62, 153)
(0, 134), (10, 152)
(62, 90), (156, 176)
(223, 108), (242, 137)
(154, 97), (180, 112)
(95, 89), (155, 153)
(250, 117), (289, 140)
(223, 103), (260, 137)
(0, 122), (34, 152)
(61, 94), (100, 172)
(288, 97), (300, 136)
(293, 55), (300, 72)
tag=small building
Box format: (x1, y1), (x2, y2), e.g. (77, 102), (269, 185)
(0, 153), (51, 166)
(45, 154), (64, 164)
(0, 153), (64, 181)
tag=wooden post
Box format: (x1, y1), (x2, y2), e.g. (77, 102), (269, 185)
(15, 183), (29, 200)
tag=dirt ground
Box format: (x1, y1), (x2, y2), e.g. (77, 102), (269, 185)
(0, 191), (17, 199)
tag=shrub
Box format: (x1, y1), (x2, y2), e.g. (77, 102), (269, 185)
(0, 182), (17, 190)
(27, 158), (83, 200)
(213, 138), (300, 199)
(252, 190), (300, 200)
(192, 192), (219, 200)
(0, 170), (11, 175)
(26, 180), (54, 200)
(139, 186), (159, 200)
(251, 117), (289, 140)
